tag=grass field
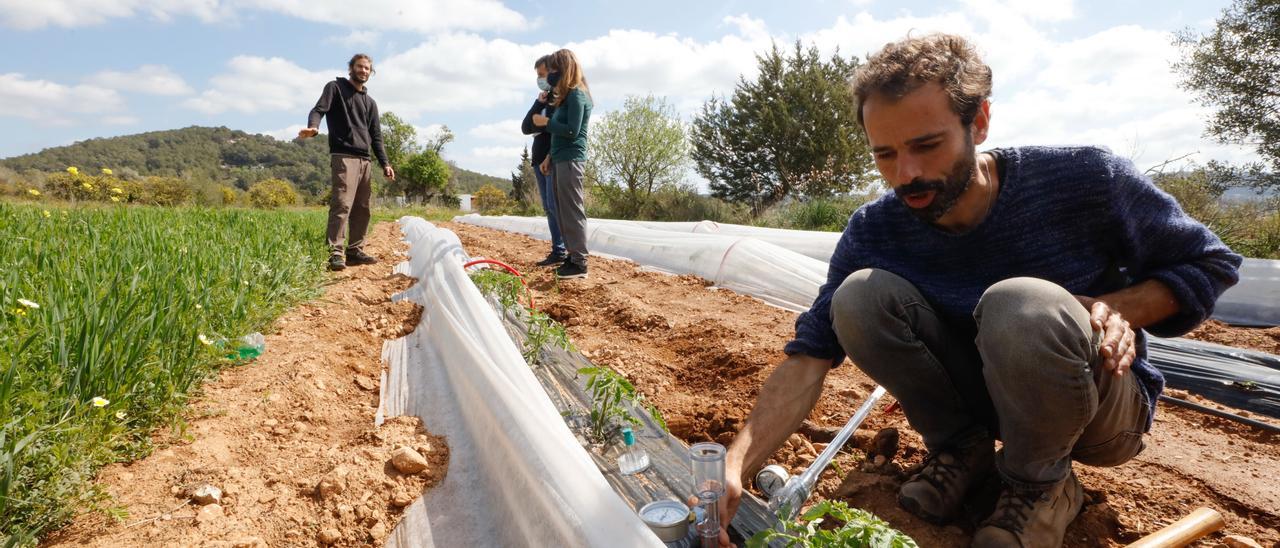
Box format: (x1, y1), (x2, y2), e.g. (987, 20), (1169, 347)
(0, 202), (454, 544)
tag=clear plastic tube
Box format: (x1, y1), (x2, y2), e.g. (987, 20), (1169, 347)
(690, 442), (726, 548)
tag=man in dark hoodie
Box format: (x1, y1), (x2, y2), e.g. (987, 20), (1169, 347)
(299, 53), (395, 272)
(521, 54), (567, 266)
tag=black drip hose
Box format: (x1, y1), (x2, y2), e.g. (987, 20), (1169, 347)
(1158, 394), (1280, 434)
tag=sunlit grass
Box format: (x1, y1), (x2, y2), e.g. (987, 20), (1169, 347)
(0, 202), (328, 544)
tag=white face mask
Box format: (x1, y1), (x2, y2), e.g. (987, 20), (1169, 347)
(537, 77), (551, 92)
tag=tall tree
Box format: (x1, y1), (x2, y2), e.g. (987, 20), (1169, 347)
(510, 146), (538, 208)
(589, 95), (691, 217)
(400, 150), (451, 200)
(379, 112), (419, 170)
(1174, 0), (1280, 188)
(692, 41), (875, 214)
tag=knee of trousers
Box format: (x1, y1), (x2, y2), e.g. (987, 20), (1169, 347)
(831, 269), (918, 350)
(974, 277), (1092, 375)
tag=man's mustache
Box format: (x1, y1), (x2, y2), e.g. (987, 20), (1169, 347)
(894, 178), (946, 198)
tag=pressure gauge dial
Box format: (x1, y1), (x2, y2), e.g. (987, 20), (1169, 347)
(639, 499), (693, 542)
(755, 464), (790, 498)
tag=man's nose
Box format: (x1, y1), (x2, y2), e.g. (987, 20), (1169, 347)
(894, 155), (924, 185)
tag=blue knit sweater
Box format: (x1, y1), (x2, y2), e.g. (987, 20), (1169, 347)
(785, 146), (1243, 428)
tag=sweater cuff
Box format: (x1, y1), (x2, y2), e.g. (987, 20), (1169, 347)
(1144, 265), (1216, 337)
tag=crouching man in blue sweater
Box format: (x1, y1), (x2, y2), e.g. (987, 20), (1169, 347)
(717, 33), (1242, 548)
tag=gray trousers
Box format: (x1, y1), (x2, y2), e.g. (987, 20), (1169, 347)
(326, 154), (372, 255)
(830, 269), (1148, 489)
(553, 160), (588, 266)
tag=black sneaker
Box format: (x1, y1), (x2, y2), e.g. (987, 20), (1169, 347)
(327, 254), (346, 271)
(536, 253), (568, 267)
(346, 249), (378, 266)
(555, 261), (588, 279)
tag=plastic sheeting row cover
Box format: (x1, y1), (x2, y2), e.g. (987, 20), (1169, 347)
(454, 214), (827, 312)
(380, 217), (663, 548)
(454, 214), (1280, 327)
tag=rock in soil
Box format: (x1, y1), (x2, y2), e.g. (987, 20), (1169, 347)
(317, 528), (341, 545)
(195, 503), (224, 524)
(390, 447), (429, 474)
(191, 484), (223, 505)
(1220, 535), (1264, 548)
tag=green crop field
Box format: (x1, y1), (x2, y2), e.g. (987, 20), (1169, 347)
(0, 203), (331, 544)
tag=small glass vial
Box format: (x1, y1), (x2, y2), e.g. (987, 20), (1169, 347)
(617, 426), (651, 475)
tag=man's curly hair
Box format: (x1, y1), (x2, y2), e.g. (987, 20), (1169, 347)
(852, 33), (992, 128)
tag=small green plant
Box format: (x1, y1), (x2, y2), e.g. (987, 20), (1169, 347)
(577, 366), (668, 444)
(467, 269), (571, 366)
(523, 309), (573, 365)
(748, 500), (917, 548)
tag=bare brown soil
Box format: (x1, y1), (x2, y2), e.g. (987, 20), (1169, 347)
(44, 223), (446, 548)
(450, 221), (1279, 548)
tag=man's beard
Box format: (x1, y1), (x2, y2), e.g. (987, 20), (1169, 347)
(349, 71), (368, 84)
(893, 146), (977, 223)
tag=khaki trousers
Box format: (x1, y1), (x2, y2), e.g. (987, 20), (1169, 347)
(326, 154), (372, 255)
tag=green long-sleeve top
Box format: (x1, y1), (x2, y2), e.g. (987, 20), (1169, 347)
(547, 87), (592, 162)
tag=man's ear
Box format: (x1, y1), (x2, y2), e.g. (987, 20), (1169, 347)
(971, 100), (991, 146)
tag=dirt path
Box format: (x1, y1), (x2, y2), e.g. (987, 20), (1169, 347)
(450, 221), (1279, 547)
(44, 222), (447, 548)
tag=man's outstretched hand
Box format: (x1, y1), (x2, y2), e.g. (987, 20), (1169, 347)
(296, 127), (319, 140)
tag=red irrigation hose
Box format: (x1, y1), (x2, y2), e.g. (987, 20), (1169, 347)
(463, 259), (535, 310)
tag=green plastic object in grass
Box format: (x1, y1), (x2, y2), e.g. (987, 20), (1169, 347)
(233, 332), (265, 360)
(747, 500), (917, 548)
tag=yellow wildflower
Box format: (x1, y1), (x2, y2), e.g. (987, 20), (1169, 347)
(195, 303), (203, 310)
(110, 196), (121, 203)
(91, 397), (109, 408)
(111, 187), (123, 194)
(12, 308), (24, 317)
(66, 166), (79, 175)
(17, 299), (38, 309)
(42, 210), (51, 218)
(102, 168), (113, 175)
(82, 182), (94, 191)
(198, 334), (213, 346)
(27, 188), (40, 196)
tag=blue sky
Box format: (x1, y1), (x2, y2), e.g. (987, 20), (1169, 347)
(0, 0), (1255, 182)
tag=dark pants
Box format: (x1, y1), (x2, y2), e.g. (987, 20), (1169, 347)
(534, 160), (566, 257)
(831, 269), (1148, 488)
(327, 154), (372, 255)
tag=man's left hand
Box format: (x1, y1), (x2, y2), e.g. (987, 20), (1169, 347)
(384, 166), (396, 181)
(1078, 297), (1136, 376)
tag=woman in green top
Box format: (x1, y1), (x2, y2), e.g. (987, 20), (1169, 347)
(532, 48), (593, 279)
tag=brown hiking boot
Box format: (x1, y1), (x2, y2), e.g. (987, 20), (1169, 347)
(898, 438), (994, 524)
(972, 469), (1084, 548)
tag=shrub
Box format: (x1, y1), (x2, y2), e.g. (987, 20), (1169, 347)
(136, 176), (193, 206)
(220, 186), (239, 206)
(472, 184), (512, 213)
(247, 178), (300, 209)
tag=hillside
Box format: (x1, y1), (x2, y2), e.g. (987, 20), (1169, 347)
(0, 126), (509, 198)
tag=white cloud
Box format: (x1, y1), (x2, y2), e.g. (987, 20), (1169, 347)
(0, 73), (125, 123)
(183, 56), (333, 115)
(327, 30), (380, 48)
(0, 0), (525, 32)
(87, 65), (193, 96)
(0, 0), (224, 30)
(250, 0), (527, 34)
(468, 119), (527, 145)
(450, 145), (525, 178)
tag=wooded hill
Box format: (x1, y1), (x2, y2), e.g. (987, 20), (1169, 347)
(0, 126), (510, 198)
